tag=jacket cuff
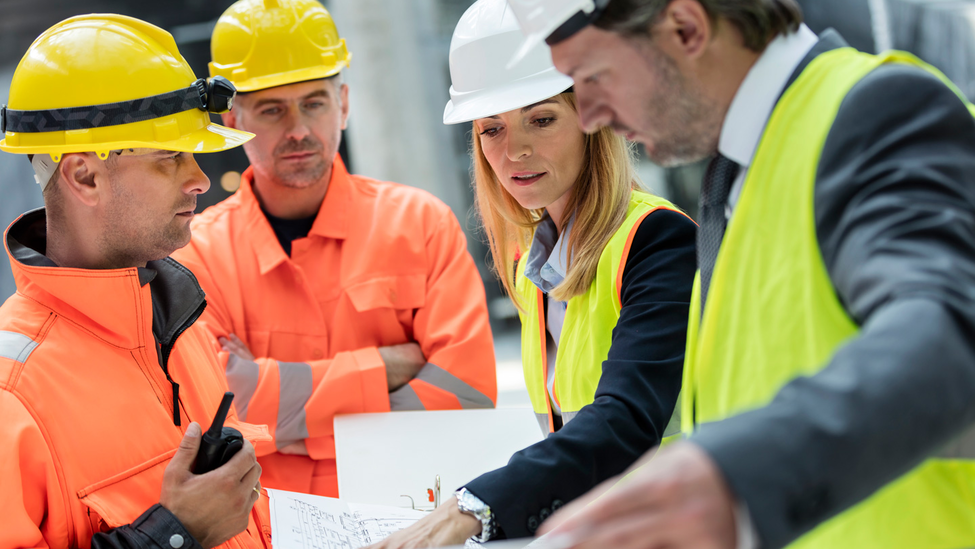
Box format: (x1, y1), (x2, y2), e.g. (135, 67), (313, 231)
(689, 425), (784, 548)
(353, 347), (390, 412)
(133, 504), (202, 549)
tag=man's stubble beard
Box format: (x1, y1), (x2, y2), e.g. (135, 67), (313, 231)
(99, 172), (191, 268)
(272, 156), (329, 189)
(270, 134), (330, 189)
(638, 44), (723, 168)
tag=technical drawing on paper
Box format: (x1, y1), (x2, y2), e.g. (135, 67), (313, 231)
(268, 489), (427, 549)
(354, 510), (424, 545)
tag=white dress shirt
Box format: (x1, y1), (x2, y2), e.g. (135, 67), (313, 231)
(720, 23), (819, 217)
(715, 24), (819, 549)
(522, 213), (573, 417)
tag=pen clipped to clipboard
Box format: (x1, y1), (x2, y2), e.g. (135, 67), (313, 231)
(400, 474), (441, 511)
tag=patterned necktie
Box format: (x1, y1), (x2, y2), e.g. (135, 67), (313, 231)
(698, 154), (740, 315)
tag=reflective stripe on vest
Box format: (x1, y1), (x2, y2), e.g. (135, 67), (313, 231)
(683, 48), (975, 548)
(517, 191), (686, 437)
(0, 330), (39, 363)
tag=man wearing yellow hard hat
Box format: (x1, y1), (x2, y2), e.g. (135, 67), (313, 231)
(171, 0), (497, 497)
(0, 14), (273, 549)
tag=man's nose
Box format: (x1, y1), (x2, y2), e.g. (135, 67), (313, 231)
(183, 154), (210, 195)
(283, 108), (312, 141)
(576, 92), (611, 134)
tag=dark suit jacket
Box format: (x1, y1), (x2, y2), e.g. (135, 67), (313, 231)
(465, 210), (697, 540)
(690, 31), (975, 548)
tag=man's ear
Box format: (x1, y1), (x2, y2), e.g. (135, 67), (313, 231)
(339, 82), (350, 131)
(57, 153), (103, 207)
(221, 107), (238, 129)
(655, 0), (712, 61)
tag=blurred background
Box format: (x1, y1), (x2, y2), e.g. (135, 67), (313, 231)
(2, 0), (974, 378)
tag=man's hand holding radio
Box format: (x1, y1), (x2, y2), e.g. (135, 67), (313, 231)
(161, 422), (263, 549)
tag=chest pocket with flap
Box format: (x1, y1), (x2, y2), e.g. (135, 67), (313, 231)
(78, 450), (174, 533)
(78, 424), (272, 542)
(345, 274), (426, 312)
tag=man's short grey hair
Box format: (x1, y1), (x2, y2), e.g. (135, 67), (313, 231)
(595, 0), (803, 51)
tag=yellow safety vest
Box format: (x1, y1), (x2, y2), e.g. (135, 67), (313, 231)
(683, 47), (975, 548)
(517, 190), (686, 436)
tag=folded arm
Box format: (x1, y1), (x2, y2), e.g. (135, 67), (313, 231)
(181, 208), (495, 460)
(388, 210), (496, 411)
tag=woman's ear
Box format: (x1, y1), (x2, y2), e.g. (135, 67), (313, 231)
(57, 153), (103, 207)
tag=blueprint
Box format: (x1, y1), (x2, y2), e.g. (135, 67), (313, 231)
(268, 489), (427, 549)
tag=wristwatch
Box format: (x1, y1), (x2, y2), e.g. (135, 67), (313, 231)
(455, 487), (496, 543)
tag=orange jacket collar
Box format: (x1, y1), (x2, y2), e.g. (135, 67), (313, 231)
(4, 209), (155, 350)
(239, 154), (353, 275)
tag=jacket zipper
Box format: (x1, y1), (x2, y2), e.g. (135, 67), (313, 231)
(158, 300), (208, 426)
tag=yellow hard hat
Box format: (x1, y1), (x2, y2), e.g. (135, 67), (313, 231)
(210, 0), (351, 93)
(0, 14), (253, 162)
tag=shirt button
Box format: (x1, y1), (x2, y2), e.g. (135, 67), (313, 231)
(312, 348), (324, 359)
(527, 515), (539, 533)
(169, 534), (185, 548)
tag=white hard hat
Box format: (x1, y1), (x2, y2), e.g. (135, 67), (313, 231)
(504, 0), (611, 69)
(444, 0), (573, 125)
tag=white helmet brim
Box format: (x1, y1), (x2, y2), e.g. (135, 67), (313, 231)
(444, 67), (572, 124)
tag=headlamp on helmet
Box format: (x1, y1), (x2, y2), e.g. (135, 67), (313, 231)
(1, 76), (239, 137)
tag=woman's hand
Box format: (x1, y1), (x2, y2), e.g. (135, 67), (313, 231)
(365, 496), (482, 549)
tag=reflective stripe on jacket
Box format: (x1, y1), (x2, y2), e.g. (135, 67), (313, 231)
(172, 155), (497, 496)
(0, 210), (273, 549)
(516, 191), (685, 436)
(683, 49), (975, 548)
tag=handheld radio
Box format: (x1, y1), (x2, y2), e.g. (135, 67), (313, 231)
(192, 392), (244, 474)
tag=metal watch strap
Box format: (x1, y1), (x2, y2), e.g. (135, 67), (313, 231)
(455, 487), (496, 543)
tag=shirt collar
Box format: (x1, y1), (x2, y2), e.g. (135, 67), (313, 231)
(5, 209), (206, 349)
(309, 154), (352, 240)
(238, 167), (288, 275)
(242, 153), (352, 275)
(718, 24), (819, 168)
(524, 214), (573, 295)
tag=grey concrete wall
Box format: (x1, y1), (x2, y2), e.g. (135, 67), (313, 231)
(327, 0), (509, 325)
(0, 64), (44, 302)
(328, 0), (468, 221)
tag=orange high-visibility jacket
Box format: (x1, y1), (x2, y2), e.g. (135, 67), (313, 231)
(0, 210), (273, 549)
(172, 155), (497, 496)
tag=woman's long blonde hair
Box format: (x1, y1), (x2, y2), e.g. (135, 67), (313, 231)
(472, 92), (638, 310)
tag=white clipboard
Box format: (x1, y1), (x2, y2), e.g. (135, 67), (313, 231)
(335, 408), (544, 509)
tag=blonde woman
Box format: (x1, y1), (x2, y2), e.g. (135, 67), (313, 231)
(371, 1), (696, 547)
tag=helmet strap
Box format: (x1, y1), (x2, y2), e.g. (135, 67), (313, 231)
(31, 154), (59, 192)
(545, 0), (611, 46)
(3, 77), (236, 134)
